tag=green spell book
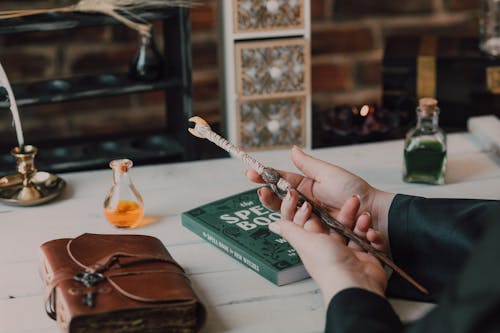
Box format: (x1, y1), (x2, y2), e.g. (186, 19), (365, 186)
(181, 188), (308, 286)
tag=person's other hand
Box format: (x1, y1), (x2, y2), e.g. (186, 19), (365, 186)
(270, 194), (388, 304)
(282, 189), (387, 253)
(246, 146), (395, 246)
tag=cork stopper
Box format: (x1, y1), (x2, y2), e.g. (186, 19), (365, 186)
(109, 159), (133, 173)
(418, 97), (438, 116)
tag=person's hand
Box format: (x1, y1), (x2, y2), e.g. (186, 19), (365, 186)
(282, 189), (387, 253)
(270, 194), (388, 304)
(246, 146), (395, 245)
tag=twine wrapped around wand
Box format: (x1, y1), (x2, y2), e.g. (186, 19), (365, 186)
(188, 116), (429, 295)
(0, 0), (193, 37)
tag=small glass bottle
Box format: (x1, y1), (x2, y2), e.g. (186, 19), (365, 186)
(129, 29), (164, 81)
(403, 98), (447, 185)
(103, 159), (144, 228)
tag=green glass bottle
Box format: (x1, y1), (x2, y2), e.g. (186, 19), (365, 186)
(403, 98), (447, 185)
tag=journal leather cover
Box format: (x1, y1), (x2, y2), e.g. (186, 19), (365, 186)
(39, 233), (205, 333)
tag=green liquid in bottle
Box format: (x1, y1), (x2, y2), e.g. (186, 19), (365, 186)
(404, 141), (446, 185)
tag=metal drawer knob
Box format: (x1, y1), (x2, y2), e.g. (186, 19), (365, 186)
(269, 66), (283, 79)
(266, 0), (280, 14)
(266, 119), (281, 133)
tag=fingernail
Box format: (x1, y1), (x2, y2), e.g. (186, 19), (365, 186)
(257, 188), (263, 197)
(300, 201), (309, 211)
(353, 194), (361, 202)
(362, 211), (371, 217)
(243, 170), (248, 177)
(269, 222), (281, 235)
(285, 190), (291, 201)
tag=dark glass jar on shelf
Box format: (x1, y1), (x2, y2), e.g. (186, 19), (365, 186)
(129, 29), (164, 81)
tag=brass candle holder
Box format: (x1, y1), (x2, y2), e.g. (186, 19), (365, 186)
(0, 145), (65, 206)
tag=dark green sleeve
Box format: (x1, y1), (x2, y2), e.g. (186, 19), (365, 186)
(327, 234), (500, 333)
(325, 288), (403, 333)
(386, 194), (500, 302)
(324, 196), (500, 333)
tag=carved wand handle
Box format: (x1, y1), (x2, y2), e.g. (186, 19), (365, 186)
(188, 116), (428, 295)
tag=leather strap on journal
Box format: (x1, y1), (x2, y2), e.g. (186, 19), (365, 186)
(39, 233), (206, 333)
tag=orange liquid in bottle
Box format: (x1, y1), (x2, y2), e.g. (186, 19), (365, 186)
(104, 200), (144, 228)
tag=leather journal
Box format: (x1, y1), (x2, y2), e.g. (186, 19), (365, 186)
(39, 233), (206, 333)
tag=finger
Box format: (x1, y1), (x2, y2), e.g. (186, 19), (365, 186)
(269, 220), (336, 253)
(326, 195), (360, 244)
(257, 187), (282, 211)
(335, 195), (361, 232)
(245, 169), (266, 184)
(304, 218), (327, 233)
(367, 228), (387, 252)
(245, 163), (308, 193)
(281, 190), (299, 221)
(290, 146), (357, 193)
(348, 212), (371, 251)
(290, 146), (334, 183)
(293, 201), (311, 227)
(328, 227), (347, 243)
(246, 168), (301, 187)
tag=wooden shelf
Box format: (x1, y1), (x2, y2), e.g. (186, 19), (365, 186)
(0, 73), (181, 107)
(0, 7), (196, 173)
(0, 9), (176, 34)
(0, 132), (186, 174)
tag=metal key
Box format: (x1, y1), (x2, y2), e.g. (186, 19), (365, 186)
(81, 290), (96, 307)
(73, 272), (105, 307)
(73, 271), (104, 287)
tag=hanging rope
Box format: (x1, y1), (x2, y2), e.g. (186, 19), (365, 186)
(0, 0), (194, 36)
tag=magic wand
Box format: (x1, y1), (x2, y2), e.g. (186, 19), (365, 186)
(188, 116), (428, 294)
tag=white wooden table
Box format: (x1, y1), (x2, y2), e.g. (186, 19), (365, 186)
(1, 133), (499, 333)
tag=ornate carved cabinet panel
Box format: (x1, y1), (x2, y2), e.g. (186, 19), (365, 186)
(234, 0), (305, 33)
(219, 0), (311, 150)
(238, 96), (306, 149)
(236, 39), (310, 98)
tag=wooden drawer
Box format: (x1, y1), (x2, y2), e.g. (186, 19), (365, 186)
(233, 0), (305, 33)
(235, 38), (310, 99)
(237, 97), (306, 150)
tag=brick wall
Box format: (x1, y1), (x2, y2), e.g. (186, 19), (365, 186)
(0, 0), (480, 148)
(311, 0), (479, 110)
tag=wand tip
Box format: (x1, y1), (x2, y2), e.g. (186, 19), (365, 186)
(188, 116), (210, 138)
